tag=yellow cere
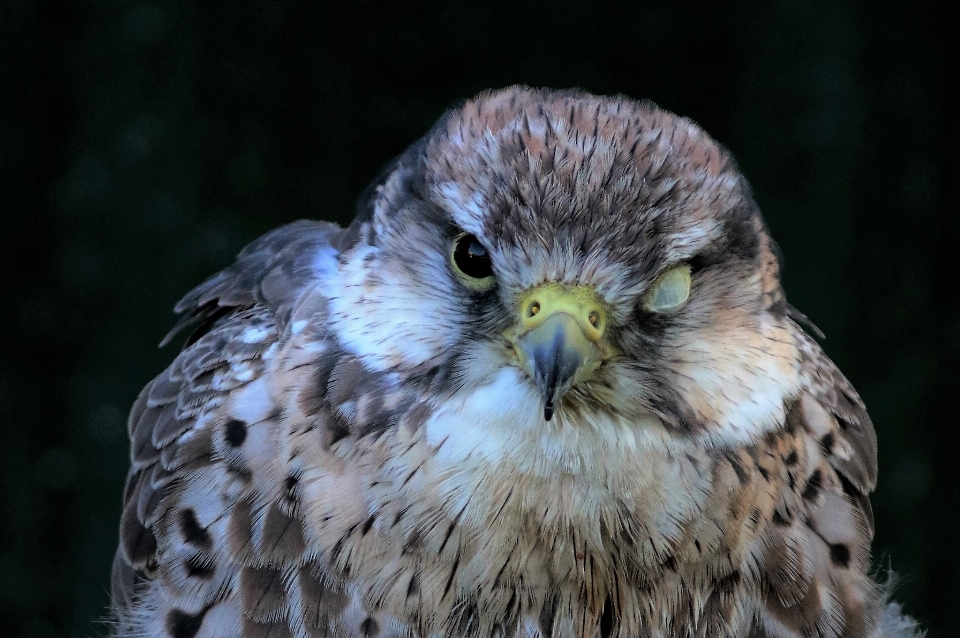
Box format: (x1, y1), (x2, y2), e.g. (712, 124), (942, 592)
(645, 265), (692, 313)
(516, 283), (606, 342)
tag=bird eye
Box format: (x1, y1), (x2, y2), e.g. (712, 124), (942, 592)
(451, 233), (494, 286)
(644, 265), (692, 313)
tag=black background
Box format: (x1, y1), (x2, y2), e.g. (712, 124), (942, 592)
(1, 1), (953, 636)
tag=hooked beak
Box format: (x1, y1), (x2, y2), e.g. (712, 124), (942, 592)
(506, 284), (608, 421)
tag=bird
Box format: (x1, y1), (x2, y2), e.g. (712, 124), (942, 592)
(111, 87), (922, 638)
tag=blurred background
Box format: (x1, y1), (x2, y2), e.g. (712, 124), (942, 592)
(0, 1), (951, 636)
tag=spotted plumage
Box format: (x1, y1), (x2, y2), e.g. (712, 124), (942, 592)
(111, 87), (920, 638)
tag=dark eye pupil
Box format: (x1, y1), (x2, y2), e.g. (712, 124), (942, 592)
(453, 234), (493, 279)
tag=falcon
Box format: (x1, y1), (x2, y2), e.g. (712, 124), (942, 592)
(111, 87), (921, 638)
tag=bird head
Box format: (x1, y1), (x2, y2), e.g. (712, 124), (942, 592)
(324, 87), (801, 450)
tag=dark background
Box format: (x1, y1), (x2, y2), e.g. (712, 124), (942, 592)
(1, 1), (952, 636)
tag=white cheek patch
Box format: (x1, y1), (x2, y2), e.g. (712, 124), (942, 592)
(321, 244), (461, 373)
(670, 314), (801, 447)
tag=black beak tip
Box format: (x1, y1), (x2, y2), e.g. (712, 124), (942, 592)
(543, 402), (555, 422)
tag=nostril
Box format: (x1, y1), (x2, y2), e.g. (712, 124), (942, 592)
(528, 301), (541, 317)
(588, 311), (600, 328)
